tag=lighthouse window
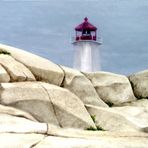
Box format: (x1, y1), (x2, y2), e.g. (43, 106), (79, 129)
(82, 30), (91, 36)
(82, 30), (86, 35)
(87, 30), (90, 35)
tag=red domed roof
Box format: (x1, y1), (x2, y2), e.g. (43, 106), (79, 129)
(75, 17), (97, 31)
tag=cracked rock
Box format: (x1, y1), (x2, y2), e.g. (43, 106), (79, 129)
(0, 54), (35, 82)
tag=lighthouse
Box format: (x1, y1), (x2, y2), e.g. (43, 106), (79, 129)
(72, 17), (102, 72)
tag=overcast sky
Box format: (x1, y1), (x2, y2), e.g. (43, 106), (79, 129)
(0, 0), (148, 75)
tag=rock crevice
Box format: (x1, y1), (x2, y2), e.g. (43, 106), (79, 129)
(39, 82), (61, 127)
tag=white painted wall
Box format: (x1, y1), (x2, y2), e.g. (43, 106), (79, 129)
(73, 41), (101, 72)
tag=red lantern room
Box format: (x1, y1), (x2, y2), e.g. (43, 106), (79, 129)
(75, 17), (97, 41)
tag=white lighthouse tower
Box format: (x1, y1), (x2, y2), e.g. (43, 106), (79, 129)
(73, 17), (102, 72)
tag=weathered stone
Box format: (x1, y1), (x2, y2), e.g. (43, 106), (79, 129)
(41, 82), (96, 129)
(62, 66), (108, 107)
(0, 113), (47, 133)
(0, 44), (64, 86)
(86, 105), (139, 131)
(0, 54), (35, 81)
(0, 82), (59, 125)
(46, 126), (148, 138)
(129, 70), (148, 98)
(118, 99), (148, 108)
(84, 71), (136, 105)
(0, 133), (45, 148)
(0, 65), (10, 82)
(112, 106), (148, 128)
(0, 104), (37, 121)
(0, 122), (147, 148)
(0, 82), (95, 129)
(0, 131), (148, 148)
(142, 127), (148, 133)
(35, 134), (148, 148)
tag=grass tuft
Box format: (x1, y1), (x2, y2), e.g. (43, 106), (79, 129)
(91, 115), (96, 123)
(86, 126), (98, 131)
(96, 125), (105, 131)
(86, 114), (105, 131)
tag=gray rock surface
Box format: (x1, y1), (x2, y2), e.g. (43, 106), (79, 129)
(0, 54), (35, 81)
(0, 44), (147, 147)
(0, 65), (10, 82)
(0, 82), (96, 129)
(40, 82), (96, 129)
(0, 131), (148, 148)
(129, 70), (148, 98)
(86, 105), (139, 131)
(0, 104), (37, 121)
(118, 99), (148, 108)
(0, 44), (64, 85)
(34, 134), (148, 148)
(0, 133), (45, 148)
(0, 113), (47, 133)
(0, 82), (59, 125)
(84, 71), (136, 105)
(112, 106), (148, 128)
(62, 66), (108, 107)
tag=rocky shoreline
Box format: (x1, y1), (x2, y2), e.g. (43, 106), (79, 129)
(0, 44), (147, 147)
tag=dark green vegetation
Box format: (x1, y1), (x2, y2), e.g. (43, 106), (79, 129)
(86, 115), (105, 131)
(86, 126), (105, 131)
(96, 125), (105, 131)
(86, 126), (98, 131)
(0, 50), (11, 55)
(91, 115), (96, 123)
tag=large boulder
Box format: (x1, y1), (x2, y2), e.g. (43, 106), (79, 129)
(0, 82), (59, 125)
(84, 72), (136, 105)
(86, 105), (140, 131)
(0, 104), (37, 121)
(112, 106), (148, 128)
(0, 82), (95, 129)
(40, 82), (96, 129)
(0, 44), (64, 86)
(0, 113), (47, 133)
(0, 54), (35, 81)
(0, 65), (10, 82)
(128, 70), (148, 98)
(61, 66), (108, 107)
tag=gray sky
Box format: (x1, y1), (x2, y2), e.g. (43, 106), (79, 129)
(0, 0), (148, 75)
